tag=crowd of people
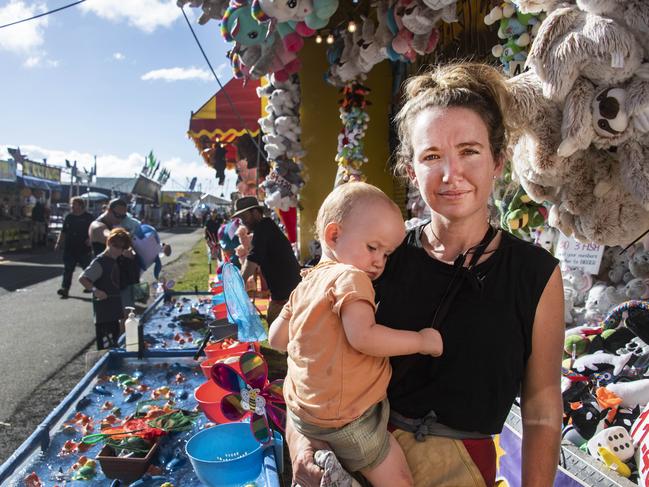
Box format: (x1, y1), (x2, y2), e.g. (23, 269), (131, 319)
(54, 197), (171, 349)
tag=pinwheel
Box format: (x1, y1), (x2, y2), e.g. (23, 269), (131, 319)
(211, 351), (285, 444)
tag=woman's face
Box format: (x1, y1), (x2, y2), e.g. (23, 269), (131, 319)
(408, 106), (502, 222)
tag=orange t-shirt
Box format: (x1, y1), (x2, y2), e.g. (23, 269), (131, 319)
(279, 261), (391, 428)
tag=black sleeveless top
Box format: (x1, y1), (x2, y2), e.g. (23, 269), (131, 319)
(375, 225), (558, 434)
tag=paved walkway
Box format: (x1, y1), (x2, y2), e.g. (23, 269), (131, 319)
(0, 227), (203, 422)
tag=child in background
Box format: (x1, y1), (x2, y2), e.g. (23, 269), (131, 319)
(269, 182), (443, 486)
(79, 228), (131, 350)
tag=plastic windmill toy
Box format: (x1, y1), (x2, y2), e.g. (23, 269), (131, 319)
(211, 351), (285, 444)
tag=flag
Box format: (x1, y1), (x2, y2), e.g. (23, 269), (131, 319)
(189, 176), (197, 191)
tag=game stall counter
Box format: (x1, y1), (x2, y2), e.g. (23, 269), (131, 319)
(139, 292), (214, 351)
(0, 350), (283, 487)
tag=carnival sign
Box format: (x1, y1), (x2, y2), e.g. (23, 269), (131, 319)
(0, 160), (17, 182)
(22, 160), (61, 182)
(554, 234), (605, 275)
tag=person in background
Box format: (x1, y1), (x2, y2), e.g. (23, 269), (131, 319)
(204, 210), (223, 243)
(234, 196), (301, 324)
(79, 228), (131, 350)
(31, 199), (46, 247)
(88, 198), (140, 313)
(288, 63), (564, 487)
(55, 197), (94, 299)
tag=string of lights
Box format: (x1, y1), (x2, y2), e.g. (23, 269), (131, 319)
(0, 0), (87, 30)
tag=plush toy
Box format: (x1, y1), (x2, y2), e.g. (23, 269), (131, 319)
(585, 283), (627, 322)
(575, 0), (649, 59)
(572, 351), (633, 376)
(498, 186), (548, 237)
(526, 5), (643, 102)
(385, 0), (417, 63)
(629, 247), (649, 278)
(356, 17), (389, 74)
(132, 224), (171, 280)
(607, 379), (649, 408)
(177, 0), (229, 24)
(557, 68), (649, 160)
(605, 246), (633, 285)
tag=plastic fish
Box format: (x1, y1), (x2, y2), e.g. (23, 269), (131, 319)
(92, 385), (112, 396)
(125, 392), (143, 403)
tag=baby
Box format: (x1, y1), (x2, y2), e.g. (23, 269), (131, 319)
(269, 182), (443, 486)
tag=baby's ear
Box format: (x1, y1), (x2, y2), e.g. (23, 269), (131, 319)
(324, 222), (341, 246)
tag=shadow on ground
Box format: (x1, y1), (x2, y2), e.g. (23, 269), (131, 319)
(0, 263), (63, 291)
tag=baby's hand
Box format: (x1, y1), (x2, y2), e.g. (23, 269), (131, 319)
(418, 328), (443, 357)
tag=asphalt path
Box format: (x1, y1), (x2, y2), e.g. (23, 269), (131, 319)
(0, 226), (203, 424)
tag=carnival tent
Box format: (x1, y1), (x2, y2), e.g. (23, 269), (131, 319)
(188, 77), (265, 145)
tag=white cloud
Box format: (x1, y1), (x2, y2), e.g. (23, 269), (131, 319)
(79, 0), (180, 33)
(22, 52), (59, 68)
(0, 144), (236, 197)
(141, 66), (212, 82)
(113, 52), (125, 61)
(0, 0), (48, 53)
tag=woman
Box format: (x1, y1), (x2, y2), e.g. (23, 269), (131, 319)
(287, 63), (564, 486)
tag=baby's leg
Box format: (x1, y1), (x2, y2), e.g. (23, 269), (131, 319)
(361, 433), (413, 487)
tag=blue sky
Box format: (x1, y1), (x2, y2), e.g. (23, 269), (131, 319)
(0, 0), (239, 195)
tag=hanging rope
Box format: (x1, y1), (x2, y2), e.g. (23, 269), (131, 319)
(0, 0), (87, 30)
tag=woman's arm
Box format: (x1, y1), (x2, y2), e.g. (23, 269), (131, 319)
(520, 266), (564, 486)
(286, 416), (329, 487)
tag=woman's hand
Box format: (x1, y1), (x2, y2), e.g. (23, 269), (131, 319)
(286, 417), (328, 487)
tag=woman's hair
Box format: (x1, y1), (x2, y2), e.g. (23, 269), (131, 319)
(315, 182), (400, 240)
(394, 62), (513, 178)
(106, 228), (132, 249)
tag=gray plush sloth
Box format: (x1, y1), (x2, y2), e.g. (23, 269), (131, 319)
(558, 68), (649, 158)
(526, 4), (643, 102)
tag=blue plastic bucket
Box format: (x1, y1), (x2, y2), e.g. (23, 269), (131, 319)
(186, 422), (266, 486)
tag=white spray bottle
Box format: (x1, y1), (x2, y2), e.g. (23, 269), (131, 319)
(124, 307), (140, 352)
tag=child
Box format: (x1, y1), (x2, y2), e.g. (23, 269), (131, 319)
(269, 182), (443, 486)
(79, 228), (131, 350)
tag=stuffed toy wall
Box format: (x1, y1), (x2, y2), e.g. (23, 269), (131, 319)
(298, 40), (395, 260)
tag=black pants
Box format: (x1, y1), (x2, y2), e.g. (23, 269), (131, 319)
(95, 321), (120, 350)
(61, 252), (92, 290)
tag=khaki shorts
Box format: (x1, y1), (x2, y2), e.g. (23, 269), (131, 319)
(392, 429), (490, 487)
(290, 398), (391, 472)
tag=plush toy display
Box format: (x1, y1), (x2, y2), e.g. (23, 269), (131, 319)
(334, 82), (371, 185)
(484, 0), (543, 76)
(257, 74), (305, 210)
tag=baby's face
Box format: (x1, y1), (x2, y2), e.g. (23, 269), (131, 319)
(332, 201), (405, 280)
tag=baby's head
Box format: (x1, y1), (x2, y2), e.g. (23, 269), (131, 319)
(316, 182), (405, 280)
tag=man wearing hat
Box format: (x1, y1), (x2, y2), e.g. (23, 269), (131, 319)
(233, 196), (301, 324)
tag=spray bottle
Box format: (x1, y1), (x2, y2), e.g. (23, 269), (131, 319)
(124, 307), (140, 353)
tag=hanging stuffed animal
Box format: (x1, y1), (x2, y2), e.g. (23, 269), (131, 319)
(525, 5), (643, 102)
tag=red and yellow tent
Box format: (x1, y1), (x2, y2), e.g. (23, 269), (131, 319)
(188, 78), (266, 145)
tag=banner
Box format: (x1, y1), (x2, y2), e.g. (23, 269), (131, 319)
(22, 160), (61, 182)
(496, 423), (587, 486)
(0, 160), (17, 182)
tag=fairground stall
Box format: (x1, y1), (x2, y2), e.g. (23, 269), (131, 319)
(176, 0), (649, 483)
